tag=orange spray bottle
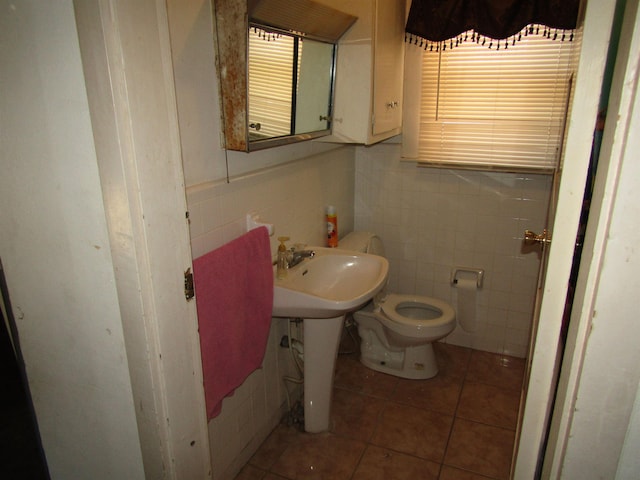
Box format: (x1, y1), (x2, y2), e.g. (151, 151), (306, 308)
(326, 205), (338, 247)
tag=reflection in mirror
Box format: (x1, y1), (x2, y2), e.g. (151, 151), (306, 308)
(248, 26), (335, 147)
(295, 39), (334, 134)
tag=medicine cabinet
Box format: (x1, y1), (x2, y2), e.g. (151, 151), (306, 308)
(319, 0), (406, 145)
(212, 0), (356, 152)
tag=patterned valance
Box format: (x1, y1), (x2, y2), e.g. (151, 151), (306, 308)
(407, 24), (575, 52)
(406, 0), (580, 44)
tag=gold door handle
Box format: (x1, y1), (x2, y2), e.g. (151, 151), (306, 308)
(524, 229), (551, 245)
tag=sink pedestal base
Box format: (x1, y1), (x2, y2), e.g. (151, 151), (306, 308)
(303, 315), (344, 433)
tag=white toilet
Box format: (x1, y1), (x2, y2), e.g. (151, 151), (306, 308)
(340, 232), (456, 380)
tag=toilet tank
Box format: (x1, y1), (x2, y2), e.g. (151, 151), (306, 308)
(340, 231), (386, 257)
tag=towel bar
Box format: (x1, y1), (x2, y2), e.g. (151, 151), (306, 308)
(246, 212), (274, 236)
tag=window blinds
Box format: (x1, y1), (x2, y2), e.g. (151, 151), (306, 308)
(407, 30), (576, 172)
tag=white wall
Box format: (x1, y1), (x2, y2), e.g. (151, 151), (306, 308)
(354, 144), (550, 357)
(0, 2), (145, 478)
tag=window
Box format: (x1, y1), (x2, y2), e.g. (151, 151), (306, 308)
(403, 28), (578, 172)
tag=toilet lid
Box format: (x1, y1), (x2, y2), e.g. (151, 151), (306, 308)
(381, 293), (456, 329)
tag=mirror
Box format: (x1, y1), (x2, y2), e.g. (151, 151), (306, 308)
(247, 26), (336, 149)
(212, 0), (356, 153)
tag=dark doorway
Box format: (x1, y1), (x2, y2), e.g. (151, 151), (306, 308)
(0, 259), (49, 479)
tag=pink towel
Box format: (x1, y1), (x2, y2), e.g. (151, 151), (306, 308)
(193, 227), (273, 420)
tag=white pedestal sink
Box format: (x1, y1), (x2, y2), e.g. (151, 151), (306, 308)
(272, 247), (389, 433)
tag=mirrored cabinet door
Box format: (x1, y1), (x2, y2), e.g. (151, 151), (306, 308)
(294, 39), (334, 134)
(247, 27), (335, 145)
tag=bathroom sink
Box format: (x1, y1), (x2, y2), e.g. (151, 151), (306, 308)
(272, 246), (389, 432)
(272, 247), (389, 318)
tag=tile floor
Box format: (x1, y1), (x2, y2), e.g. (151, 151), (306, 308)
(235, 341), (525, 480)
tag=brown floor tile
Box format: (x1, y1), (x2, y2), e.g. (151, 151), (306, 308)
(331, 387), (387, 441)
(392, 375), (463, 416)
(269, 432), (366, 480)
(444, 419), (515, 480)
(439, 465), (494, 479)
(242, 344), (525, 480)
(371, 402), (454, 463)
(338, 321), (361, 355)
(352, 445), (440, 480)
(334, 354), (399, 399)
(434, 342), (473, 381)
(457, 382), (521, 430)
(249, 424), (301, 470)
(466, 350), (525, 391)
(235, 464), (268, 480)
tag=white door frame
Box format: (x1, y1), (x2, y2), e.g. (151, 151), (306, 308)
(513, 0), (619, 477)
(542, 0), (640, 476)
(74, 0), (211, 477)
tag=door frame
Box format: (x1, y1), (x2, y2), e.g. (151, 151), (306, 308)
(513, 0), (619, 477)
(541, 0), (640, 476)
(73, 0), (211, 477)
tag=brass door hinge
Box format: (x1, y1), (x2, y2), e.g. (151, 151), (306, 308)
(184, 268), (194, 301)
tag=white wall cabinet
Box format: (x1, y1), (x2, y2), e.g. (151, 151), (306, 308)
(320, 0), (405, 145)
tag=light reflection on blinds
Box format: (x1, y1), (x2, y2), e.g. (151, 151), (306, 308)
(416, 30), (576, 171)
(248, 30), (295, 138)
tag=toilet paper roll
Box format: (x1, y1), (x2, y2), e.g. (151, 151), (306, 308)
(456, 278), (477, 333)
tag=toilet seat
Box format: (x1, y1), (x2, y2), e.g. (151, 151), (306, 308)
(379, 293), (456, 339)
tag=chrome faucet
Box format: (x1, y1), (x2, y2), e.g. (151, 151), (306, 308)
(288, 249), (315, 268)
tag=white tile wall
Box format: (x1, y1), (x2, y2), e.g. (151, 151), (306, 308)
(186, 146), (355, 480)
(354, 143), (552, 357)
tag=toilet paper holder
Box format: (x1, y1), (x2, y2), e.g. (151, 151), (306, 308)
(451, 267), (484, 289)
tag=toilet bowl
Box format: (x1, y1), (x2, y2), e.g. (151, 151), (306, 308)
(340, 232), (456, 379)
(353, 294), (455, 379)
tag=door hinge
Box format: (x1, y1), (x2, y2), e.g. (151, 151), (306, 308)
(184, 267), (194, 301)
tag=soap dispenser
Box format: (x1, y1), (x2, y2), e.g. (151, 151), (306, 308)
(277, 236), (290, 279)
